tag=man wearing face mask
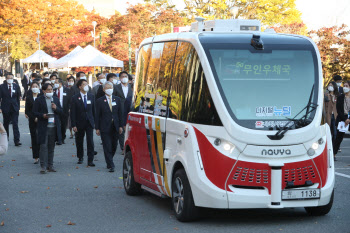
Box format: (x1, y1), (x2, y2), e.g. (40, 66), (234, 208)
(0, 73), (22, 146)
(70, 79), (96, 166)
(69, 71), (93, 96)
(115, 71), (133, 154)
(33, 83), (63, 173)
(333, 75), (344, 94)
(95, 81), (123, 172)
(54, 78), (70, 145)
(92, 73), (106, 98)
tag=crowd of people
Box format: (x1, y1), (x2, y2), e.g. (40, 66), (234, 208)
(325, 75), (350, 161)
(0, 70), (134, 173)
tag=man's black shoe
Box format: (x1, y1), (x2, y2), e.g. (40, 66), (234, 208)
(88, 162), (96, 167)
(62, 140), (65, 144)
(15, 142), (22, 146)
(77, 158), (83, 164)
(56, 142), (62, 145)
(109, 168), (115, 172)
(94, 151), (98, 155)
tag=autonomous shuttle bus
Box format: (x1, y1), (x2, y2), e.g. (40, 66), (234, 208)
(123, 19), (335, 222)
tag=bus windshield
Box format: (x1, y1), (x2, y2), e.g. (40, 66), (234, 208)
(202, 42), (319, 130)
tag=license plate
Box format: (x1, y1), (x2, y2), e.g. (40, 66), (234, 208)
(282, 189), (320, 200)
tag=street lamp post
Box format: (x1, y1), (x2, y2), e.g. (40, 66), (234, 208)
(36, 30), (41, 69)
(92, 21), (97, 87)
(92, 21), (97, 48)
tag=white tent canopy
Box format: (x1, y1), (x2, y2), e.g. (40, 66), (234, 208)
(48, 45), (123, 68)
(48, 46), (83, 69)
(22, 50), (57, 63)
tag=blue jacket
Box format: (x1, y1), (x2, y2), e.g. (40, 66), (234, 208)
(95, 95), (123, 133)
(33, 95), (63, 145)
(0, 82), (21, 114)
(70, 93), (95, 129)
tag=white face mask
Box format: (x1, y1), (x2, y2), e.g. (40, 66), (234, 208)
(32, 88), (40, 94)
(105, 89), (113, 96)
(7, 79), (13, 84)
(54, 83), (60, 89)
(122, 77), (128, 84)
(83, 85), (89, 92)
(336, 82), (342, 87)
(39, 84), (42, 89)
(112, 79), (118, 85)
(51, 80), (55, 84)
(68, 82), (74, 86)
(344, 87), (350, 94)
(80, 76), (87, 80)
(100, 79), (106, 84)
(328, 86), (334, 92)
(45, 92), (53, 98)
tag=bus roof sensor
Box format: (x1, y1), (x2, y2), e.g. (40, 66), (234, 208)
(251, 34), (264, 50)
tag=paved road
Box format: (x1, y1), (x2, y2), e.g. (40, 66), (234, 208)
(0, 106), (350, 233)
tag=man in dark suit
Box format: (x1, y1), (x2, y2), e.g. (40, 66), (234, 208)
(33, 83), (63, 173)
(69, 71), (93, 96)
(21, 71), (31, 100)
(70, 79), (96, 166)
(54, 78), (70, 145)
(0, 73), (22, 146)
(115, 71), (133, 154)
(95, 81), (123, 172)
(333, 75), (344, 94)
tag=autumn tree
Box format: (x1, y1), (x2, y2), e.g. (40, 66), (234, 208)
(101, 3), (186, 72)
(181, 0), (301, 26)
(271, 22), (308, 36)
(310, 25), (350, 86)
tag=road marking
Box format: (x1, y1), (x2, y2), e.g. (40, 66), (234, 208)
(335, 172), (350, 179)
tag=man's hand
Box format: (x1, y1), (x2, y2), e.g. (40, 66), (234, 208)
(0, 109), (2, 114)
(35, 118), (38, 123)
(73, 127), (78, 133)
(96, 129), (100, 136)
(43, 114), (49, 119)
(51, 102), (56, 110)
(25, 114), (29, 119)
(119, 127), (123, 135)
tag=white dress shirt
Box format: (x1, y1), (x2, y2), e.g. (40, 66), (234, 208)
(121, 85), (128, 98)
(56, 87), (64, 108)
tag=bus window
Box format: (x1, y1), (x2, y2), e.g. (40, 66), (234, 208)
(154, 42), (177, 117)
(134, 44), (152, 113)
(169, 42), (222, 126)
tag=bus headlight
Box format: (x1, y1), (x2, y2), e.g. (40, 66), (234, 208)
(311, 142), (319, 150)
(307, 138), (324, 156)
(223, 142), (235, 153)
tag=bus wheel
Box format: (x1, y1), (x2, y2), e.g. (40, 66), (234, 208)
(123, 151), (142, 195)
(305, 190), (334, 216)
(172, 168), (199, 222)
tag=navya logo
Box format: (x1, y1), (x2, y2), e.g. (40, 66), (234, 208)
(261, 149), (291, 156)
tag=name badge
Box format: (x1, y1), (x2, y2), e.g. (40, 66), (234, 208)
(63, 93), (67, 96)
(48, 117), (55, 123)
(112, 102), (116, 106)
(87, 100), (91, 104)
(12, 89), (15, 93)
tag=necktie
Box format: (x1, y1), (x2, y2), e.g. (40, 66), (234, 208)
(84, 95), (87, 109)
(109, 97), (112, 111)
(58, 89), (60, 99)
(9, 85), (11, 97)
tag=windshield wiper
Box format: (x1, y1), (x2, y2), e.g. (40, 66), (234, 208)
(267, 85), (317, 140)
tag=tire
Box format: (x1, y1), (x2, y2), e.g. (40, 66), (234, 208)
(123, 151), (142, 195)
(305, 190), (334, 216)
(172, 168), (200, 222)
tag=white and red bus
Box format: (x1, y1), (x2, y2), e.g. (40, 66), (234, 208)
(123, 19), (335, 222)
